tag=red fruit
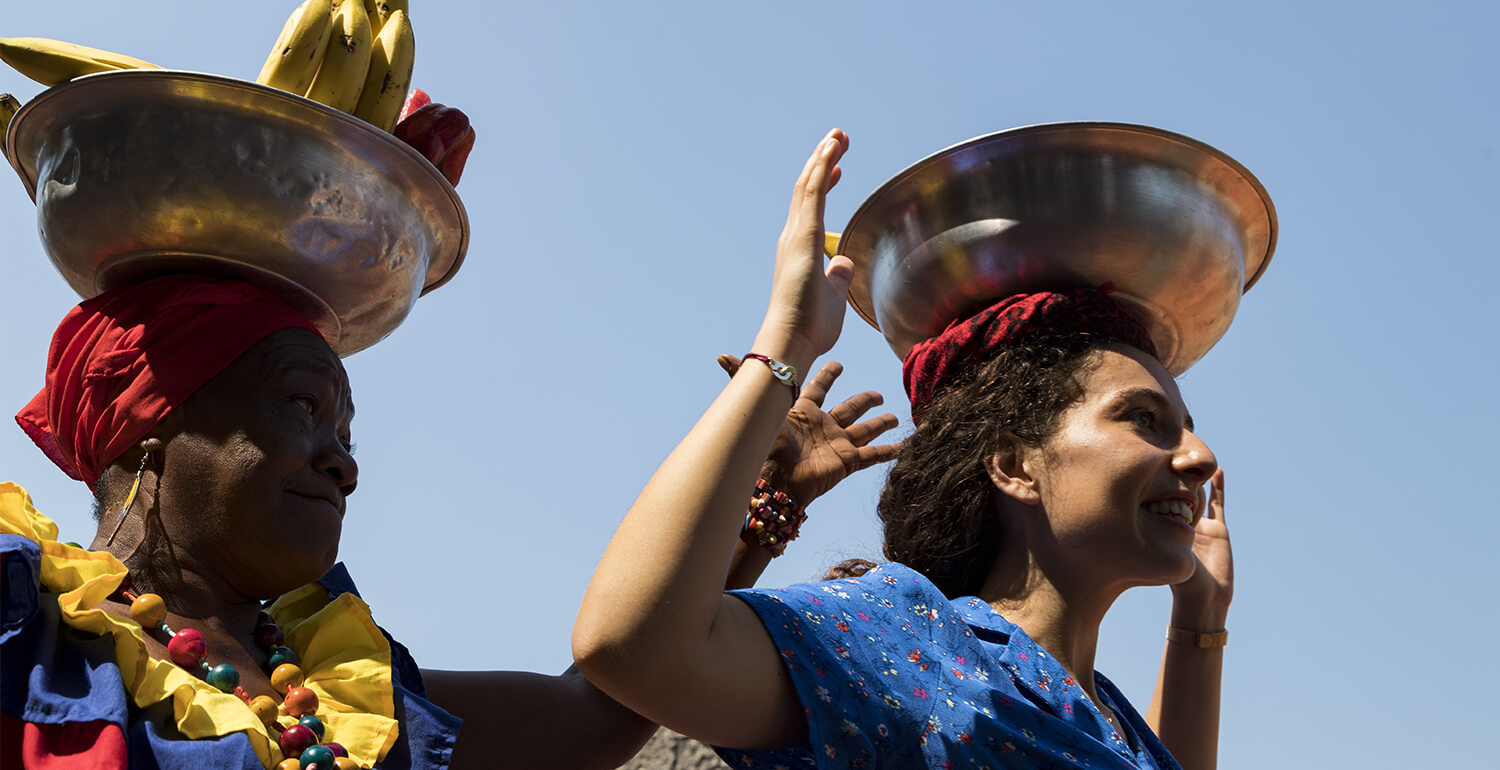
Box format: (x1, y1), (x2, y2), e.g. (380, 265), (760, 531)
(439, 127), (476, 187)
(398, 88), (431, 122)
(393, 102), (477, 186)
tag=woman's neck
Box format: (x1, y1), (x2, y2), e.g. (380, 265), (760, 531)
(93, 501), (263, 644)
(979, 543), (1125, 703)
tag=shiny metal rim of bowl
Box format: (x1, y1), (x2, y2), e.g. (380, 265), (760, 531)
(4, 69), (470, 356)
(837, 121), (1278, 373)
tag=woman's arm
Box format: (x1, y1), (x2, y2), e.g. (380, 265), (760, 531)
(423, 345), (896, 766)
(423, 667), (654, 770)
(1147, 468), (1231, 770)
(572, 130), (869, 750)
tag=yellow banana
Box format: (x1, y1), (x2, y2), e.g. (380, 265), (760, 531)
(304, 0), (373, 113)
(0, 37), (159, 87)
(370, 0), (408, 30)
(352, 9), (413, 132)
(1, 93), (22, 152)
(256, 0), (335, 95)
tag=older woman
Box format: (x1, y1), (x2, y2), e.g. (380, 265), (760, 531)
(573, 130), (1235, 769)
(0, 272), (897, 769)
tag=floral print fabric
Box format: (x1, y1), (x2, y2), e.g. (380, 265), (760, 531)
(717, 563), (1178, 769)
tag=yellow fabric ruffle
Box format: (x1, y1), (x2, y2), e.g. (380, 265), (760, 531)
(1, 482), (400, 769)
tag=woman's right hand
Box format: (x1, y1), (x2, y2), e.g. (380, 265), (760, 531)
(752, 130), (854, 370)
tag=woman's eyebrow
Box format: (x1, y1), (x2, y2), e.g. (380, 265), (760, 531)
(1116, 387), (1194, 431)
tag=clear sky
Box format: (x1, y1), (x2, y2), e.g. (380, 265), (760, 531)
(2, 1), (1497, 766)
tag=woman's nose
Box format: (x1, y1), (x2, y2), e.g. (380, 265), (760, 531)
(1173, 429), (1219, 481)
(317, 439), (359, 497)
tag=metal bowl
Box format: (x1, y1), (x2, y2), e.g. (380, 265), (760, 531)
(4, 69), (469, 356)
(839, 122), (1276, 374)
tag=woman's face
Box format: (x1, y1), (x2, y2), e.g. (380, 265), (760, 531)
(152, 328), (358, 599)
(1019, 345), (1217, 587)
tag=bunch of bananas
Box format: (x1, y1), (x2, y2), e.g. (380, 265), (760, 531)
(0, 0), (413, 136)
(257, 0), (415, 132)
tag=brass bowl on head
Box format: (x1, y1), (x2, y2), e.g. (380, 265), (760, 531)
(5, 69), (469, 356)
(838, 122), (1277, 374)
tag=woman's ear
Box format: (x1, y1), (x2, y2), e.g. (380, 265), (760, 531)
(984, 435), (1041, 505)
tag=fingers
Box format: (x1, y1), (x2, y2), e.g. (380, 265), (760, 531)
(717, 354), (742, 378)
(827, 389), (885, 427)
(786, 129), (849, 233)
(853, 442), (901, 471)
(798, 361), (844, 408)
(1207, 468), (1226, 522)
(845, 413), (899, 446)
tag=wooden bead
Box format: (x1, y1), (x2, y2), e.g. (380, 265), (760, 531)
(283, 686), (319, 717)
(275, 759), (301, 770)
(129, 592), (167, 626)
(279, 723), (317, 757)
(298, 714), (325, 739)
(267, 646), (299, 669)
(205, 663), (240, 693)
(249, 695), (279, 727)
(333, 758), (358, 770)
(299, 744), (335, 769)
(323, 742), (347, 757)
(256, 622), (286, 650)
(167, 628), (207, 668)
(271, 663), (305, 694)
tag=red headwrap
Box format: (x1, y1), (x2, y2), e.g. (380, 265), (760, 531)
(901, 287), (1159, 420)
(15, 275), (320, 488)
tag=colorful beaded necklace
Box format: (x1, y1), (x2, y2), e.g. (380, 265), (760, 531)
(113, 580), (363, 770)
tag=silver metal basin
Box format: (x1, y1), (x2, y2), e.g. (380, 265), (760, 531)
(838, 122), (1277, 374)
(5, 69), (469, 356)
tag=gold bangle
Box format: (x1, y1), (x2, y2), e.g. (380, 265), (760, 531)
(1165, 626), (1228, 649)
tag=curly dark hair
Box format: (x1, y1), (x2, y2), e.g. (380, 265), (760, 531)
(825, 332), (1134, 597)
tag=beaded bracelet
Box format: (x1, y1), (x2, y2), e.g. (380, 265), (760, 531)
(742, 477), (807, 557)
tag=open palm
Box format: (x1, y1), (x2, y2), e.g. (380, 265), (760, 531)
(719, 356), (899, 505)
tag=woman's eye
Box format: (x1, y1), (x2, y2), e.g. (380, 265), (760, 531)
(1129, 409), (1156, 429)
(291, 395), (317, 415)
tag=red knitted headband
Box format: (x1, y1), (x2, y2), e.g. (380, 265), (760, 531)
(900, 286), (1158, 420)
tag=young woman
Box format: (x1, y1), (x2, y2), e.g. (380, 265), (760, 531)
(573, 130), (1234, 769)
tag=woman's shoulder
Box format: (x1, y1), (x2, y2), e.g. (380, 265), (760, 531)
(739, 561), (948, 605)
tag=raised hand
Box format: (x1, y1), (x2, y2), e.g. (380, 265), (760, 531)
(1172, 468), (1233, 624)
(719, 356), (900, 505)
(753, 130), (853, 370)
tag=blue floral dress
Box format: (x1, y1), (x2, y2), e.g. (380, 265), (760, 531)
(715, 563), (1178, 769)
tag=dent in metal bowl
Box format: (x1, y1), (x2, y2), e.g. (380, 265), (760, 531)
(839, 122), (1277, 374)
(5, 69), (469, 356)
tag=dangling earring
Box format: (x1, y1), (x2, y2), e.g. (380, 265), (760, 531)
(105, 438), (162, 546)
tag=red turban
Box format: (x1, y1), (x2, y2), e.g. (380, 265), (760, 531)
(15, 275), (320, 488)
(901, 287), (1158, 420)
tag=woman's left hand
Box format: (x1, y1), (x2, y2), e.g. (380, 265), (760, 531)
(718, 356), (900, 506)
(1171, 468), (1233, 626)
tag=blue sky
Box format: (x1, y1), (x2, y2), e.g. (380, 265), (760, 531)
(3, 1), (1497, 765)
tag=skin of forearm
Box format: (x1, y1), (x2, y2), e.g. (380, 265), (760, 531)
(573, 357), (800, 694)
(1146, 605), (1227, 770)
(725, 538), (774, 591)
(424, 668), (656, 770)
